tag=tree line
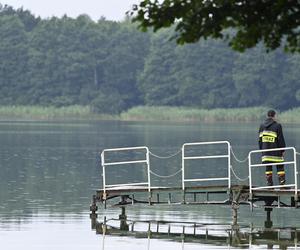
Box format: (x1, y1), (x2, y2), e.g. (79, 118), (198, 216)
(0, 4), (299, 114)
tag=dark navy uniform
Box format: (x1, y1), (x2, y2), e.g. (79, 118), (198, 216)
(258, 117), (286, 185)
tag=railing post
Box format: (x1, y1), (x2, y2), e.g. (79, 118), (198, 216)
(248, 151), (252, 195)
(293, 148), (298, 198)
(227, 142), (231, 189)
(182, 144), (185, 191)
(101, 151), (106, 194)
(146, 147), (151, 192)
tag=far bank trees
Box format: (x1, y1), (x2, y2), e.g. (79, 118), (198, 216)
(0, 4), (299, 113)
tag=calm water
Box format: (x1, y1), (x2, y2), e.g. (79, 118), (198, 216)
(0, 120), (300, 249)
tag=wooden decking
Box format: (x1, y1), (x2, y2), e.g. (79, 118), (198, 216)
(93, 184), (300, 209)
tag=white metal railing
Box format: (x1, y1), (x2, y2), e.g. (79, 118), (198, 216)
(182, 141), (231, 190)
(248, 147), (298, 196)
(101, 146), (150, 193)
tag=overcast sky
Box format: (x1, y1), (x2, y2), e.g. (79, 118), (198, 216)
(2, 0), (140, 21)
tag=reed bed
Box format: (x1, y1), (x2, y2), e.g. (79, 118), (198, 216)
(121, 106), (269, 122)
(0, 105), (113, 120)
(279, 107), (300, 123)
(0, 105), (299, 123)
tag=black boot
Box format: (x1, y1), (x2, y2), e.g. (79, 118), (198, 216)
(278, 174), (286, 185)
(266, 174), (273, 186)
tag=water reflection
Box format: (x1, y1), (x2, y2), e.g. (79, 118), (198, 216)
(0, 120), (299, 249)
(91, 208), (300, 249)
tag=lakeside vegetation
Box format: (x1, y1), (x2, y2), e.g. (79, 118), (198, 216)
(121, 106), (269, 122)
(0, 5), (299, 116)
(0, 105), (299, 123)
(0, 105), (114, 121)
(121, 106), (300, 123)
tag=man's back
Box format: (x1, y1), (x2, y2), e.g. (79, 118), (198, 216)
(258, 110), (286, 186)
(259, 117), (286, 153)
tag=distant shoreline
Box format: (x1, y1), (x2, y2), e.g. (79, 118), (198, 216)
(0, 105), (299, 123)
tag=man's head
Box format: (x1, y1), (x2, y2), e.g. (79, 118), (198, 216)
(267, 109), (276, 118)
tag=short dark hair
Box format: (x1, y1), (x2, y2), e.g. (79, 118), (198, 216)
(267, 109), (276, 117)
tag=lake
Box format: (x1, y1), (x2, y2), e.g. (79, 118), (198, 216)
(0, 120), (300, 249)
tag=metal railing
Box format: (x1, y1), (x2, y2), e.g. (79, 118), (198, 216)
(101, 146), (150, 193)
(248, 147), (298, 196)
(182, 141), (231, 190)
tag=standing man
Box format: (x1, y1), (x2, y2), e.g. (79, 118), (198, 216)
(258, 110), (286, 186)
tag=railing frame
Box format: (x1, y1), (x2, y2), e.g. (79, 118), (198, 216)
(181, 141), (231, 190)
(248, 147), (298, 196)
(101, 146), (150, 194)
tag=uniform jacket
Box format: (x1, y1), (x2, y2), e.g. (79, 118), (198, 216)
(258, 118), (286, 162)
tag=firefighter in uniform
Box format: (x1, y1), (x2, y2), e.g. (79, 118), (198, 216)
(258, 110), (286, 186)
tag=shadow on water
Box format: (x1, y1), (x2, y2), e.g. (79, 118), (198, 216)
(90, 208), (300, 249)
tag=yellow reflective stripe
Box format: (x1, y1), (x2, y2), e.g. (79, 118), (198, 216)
(259, 131), (277, 138)
(262, 136), (275, 143)
(262, 156), (284, 162)
(265, 171), (273, 175)
(277, 171), (285, 175)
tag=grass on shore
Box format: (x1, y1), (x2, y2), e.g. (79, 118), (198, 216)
(0, 105), (115, 121)
(122, 106), (300, 123)
(121, 106), (269, 122)
(0, 105), (299, 123)
(279, 107), (300, 123)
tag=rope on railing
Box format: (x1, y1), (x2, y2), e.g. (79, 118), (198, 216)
(230, 147), (248, 163)
(149, 148), (182, 159)
(148, 147), (298, 180)
(149, 169), (182, 178)
(230, 165), (249, 182)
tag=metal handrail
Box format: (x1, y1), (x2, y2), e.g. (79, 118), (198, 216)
(101, 146), (150, 193)
(182, 141), (231, 190)
(100, 144), (298, 197)
(248, 147), (298, 196)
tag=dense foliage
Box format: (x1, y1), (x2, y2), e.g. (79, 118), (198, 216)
(131, 0), (300, 52)
(0, 4), (299, 113)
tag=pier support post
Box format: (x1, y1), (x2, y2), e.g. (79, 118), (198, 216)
(148, 191), (153, 205)
(264, 207), (273, 228)
(168, 193), (172, 204)
(95, 216), (107, 234)
(103, 216), (107, 234)
(231, 189), (242, 230)
(119, 207), (129, 231)
(90, 195), (98, 215)
(102, 192), (107, 209)
(231, 201), (239, 230)
(182, 191), (186, 204)
(120, 195), (129, 205)
(291, 196), (298, 208)
(90, 213), (97, 229)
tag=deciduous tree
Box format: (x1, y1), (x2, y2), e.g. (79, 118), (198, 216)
(130, 0), (300, 52)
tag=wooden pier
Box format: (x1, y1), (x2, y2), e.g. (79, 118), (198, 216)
(91, 184), (300, 227)
(91, 142), (300, 227)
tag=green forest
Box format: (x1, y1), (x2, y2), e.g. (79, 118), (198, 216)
(0, 4), (299, 115)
